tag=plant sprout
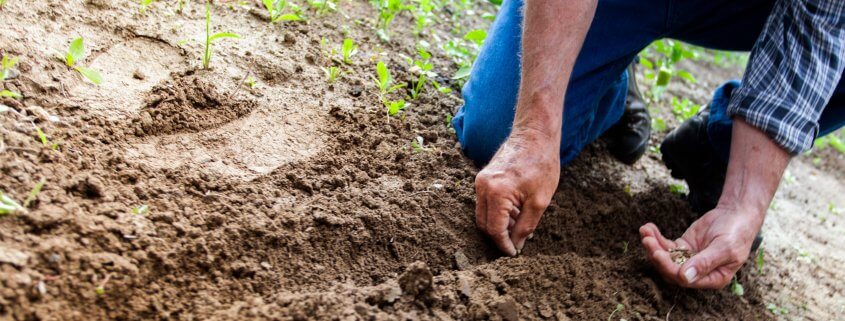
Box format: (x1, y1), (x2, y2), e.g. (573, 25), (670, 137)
(0, 192), (25, 215)
(133, 204), (150, 215)
(23, 178), (45, 208)
(341, 38), (358, 64)
(202, 1), (241, 69)
(306, 0), (337, 15)
(321, 66), (341, 83)
(756, 249), (765, 275)
(374, 0), (409, 41)
(407, 46), (435, 100)
(261, 0), (303, 23)
(1, 54), (18, 80)
(64, 37), (103, 85)
(386, 99), (406, 116)
(140, 0), (154, 13)
(729, 277), (744, 296)
(607, 303), (623, 321)
(0, 90), (20, 99)
(373, 61), (405, 99)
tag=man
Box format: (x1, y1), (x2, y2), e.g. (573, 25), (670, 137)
(452, 0), (845, 289)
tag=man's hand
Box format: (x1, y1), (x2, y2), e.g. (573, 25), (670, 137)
(642, 119), (790, 288)
(640, 205), (763, 288)
(475, 129), (560, 256)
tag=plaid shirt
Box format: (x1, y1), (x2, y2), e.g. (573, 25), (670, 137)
(727, 0), (845, 155)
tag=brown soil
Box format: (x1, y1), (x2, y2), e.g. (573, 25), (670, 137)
(0, 1), (841, 321)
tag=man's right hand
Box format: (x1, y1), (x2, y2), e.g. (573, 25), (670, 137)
(475, 128), (560, 256)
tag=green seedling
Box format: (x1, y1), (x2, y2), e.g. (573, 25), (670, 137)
(374, 0), (409, 41)
(1, 54), (18, 80)
(63, 38), (103, 85)
(669, 183), (687, 195)
(373, 61), (405, 99)
(0, 192), (25, 215)
(0, 90), (20, 99)
(140, 0), (154, 13)
(202, 2), (240, 69)
(133, 204), (150, 215)
(651, 116), (667, 132)
(756, 248), (765, 275)
(407, 46), (435, 100)
(639, 39), (699, 100)
(319, 37), (337, 63)
(306, 0), (337, 15)
(670, 97), (701, 122)
(411, 136), (426, 153)
(0, 0), (7, 7)
(463, 29), (487, 46)
(729, 277), (744, 296)
(321, 66), (341, 83)
(412, 0), (434, 35)
(261, 0), (303, 23)
(828, 134), (845, 154)
(766, 303), (789, 315)
(386, 99), (406, 116)
(22, 178), (45, 208)
(621, 240), (629, 253)
(245, 75), (257, 89)
(34, 125), (58, 150)
(341, 38), (358, 64)
(607, 303), (624, 321)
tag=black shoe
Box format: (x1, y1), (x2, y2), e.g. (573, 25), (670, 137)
(606, 64), (652, 165)
(660, 107), (763, 253)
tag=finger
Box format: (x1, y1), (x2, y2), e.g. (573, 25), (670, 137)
(509, 206), (520, 219)
(486, 195), (517, 256)
(508, 217), (516, 229)
(677, 241), (735, 286)
(688, 266), (735, 289)
(639, 223), (677, 251)
(641, 236), (681, 283)
(510, 199), (546, 252)
(474, 186), (488, 231)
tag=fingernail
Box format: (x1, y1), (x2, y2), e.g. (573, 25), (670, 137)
(684, 267), (698, 283)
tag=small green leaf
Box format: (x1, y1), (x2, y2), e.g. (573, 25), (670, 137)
(23, 178), (45, 208)
(656, 66), (672, 87)
(730, 278), (744, 296)
(74, 66), (103, 85)
(464, 29), (487, 46)
(68, 37), (86, 66)
(209, 32), (241, 42)
(676, 70), (697, 83)
(488, 0), (502, 5)
(275, 13), (302, 21)
(638, 56), (654, 70)
(0, 90), (21, 98)
(452, 66), (471, 80)
(828, 135), (845, 154)
(376, 61), (390, 90)
(387, 99), (406, 116)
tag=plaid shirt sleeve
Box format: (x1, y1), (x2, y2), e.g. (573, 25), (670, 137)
(727, 0), (845, 155)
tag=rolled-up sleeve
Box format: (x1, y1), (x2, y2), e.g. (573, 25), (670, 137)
(727, 0), (845, 155)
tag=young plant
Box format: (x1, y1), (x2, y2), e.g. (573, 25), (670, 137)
(670, 97), (701, 122)
(729, 277), (744, 296)
(756, 249), (765, 275)
(1, 54), (18, 80)
(669, 183), (687, 195)
(0, 192), (25, 215)
(140, 0), (154, 13)
(34, 125), (58, 150)
(306, 0), (337, 15)
(411, 136), (426, 153)
(607, 303), (624, 321)
(374, 0), (409, 41)
(202, 2), (241, 69)
(261, 0), (303, 23)
(386, 99), (406, 116)
(133, 204), (150, 215)
(341, 38), (358, 65)
(245, 75), (257, 89)
(321, 66), (341, 83)
(0, 90), (20, 99)
(407, 46), (435, 100)
(64, 37), (103, 85)
(373, 61), (405, 99)
(22, 178), (45, 208)
(412, 0), (434, 35)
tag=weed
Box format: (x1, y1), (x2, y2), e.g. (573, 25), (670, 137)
(63, 37), (103, 85)
(638, 39), (699, 100)
(321, 66), (341, 83)
(341, 38), (358, 64)
(373, 61), (405, 99)
(621, 241), (629, 254)
(0, 192), (25, 215)
(203, 2), (241, 69)
(607, 303), (624, 321)
(463, 29), (486, 46)
(651, 117), (668, 132)
(411, 136), (426, 153)
(729, 277), (744, 296)
(23, 178), (45, 208)
(262, 0), (303, 23)
(245, 75), (257, 89)
(133, 204), (150, 215)
(756, 249), (765, 275)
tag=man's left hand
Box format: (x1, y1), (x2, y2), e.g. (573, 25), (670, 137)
(639, 205), (763, 289)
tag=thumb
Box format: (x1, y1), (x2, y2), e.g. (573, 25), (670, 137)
(678, 242), (733, 287)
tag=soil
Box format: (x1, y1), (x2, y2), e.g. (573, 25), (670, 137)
(1, 1), (843, 321)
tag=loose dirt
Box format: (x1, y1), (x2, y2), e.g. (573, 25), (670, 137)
(1, 1), (842, 321)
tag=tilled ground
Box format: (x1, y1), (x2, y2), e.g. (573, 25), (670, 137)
(1, 1), (842, 320)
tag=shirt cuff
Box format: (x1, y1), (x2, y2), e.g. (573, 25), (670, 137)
(727, 87), (819, 155)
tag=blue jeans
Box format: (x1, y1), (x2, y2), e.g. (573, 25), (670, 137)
(452, 0), (845, 166)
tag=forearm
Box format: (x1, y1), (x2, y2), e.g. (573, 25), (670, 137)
(718, 119), (792, 223)
(513, 0), (597, 142)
